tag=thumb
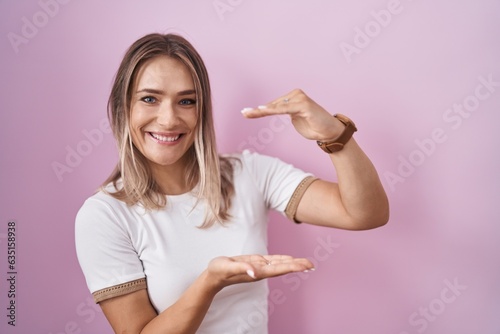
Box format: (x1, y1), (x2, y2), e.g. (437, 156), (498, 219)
(228, 262), (257, 280)
(212, 257), (258, 280)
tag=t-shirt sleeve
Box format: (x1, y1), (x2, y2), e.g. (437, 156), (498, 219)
(75, 196), (146, 302)
(240, 150), (317, 215)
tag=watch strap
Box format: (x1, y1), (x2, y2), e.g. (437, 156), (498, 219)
(316, 114), (357, 153)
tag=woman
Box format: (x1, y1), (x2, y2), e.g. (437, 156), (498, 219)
(75, 33), (389, 334)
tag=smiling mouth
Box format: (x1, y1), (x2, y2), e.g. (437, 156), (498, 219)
(149, 132), (182, 143)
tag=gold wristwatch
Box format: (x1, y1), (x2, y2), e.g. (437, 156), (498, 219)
(316, 114), (357, 153)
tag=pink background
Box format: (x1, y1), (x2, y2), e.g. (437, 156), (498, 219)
(1, 0), (499, 333)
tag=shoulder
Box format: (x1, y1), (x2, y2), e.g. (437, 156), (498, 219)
(77, 185), (125, 216)
(75, 183), (139, 232)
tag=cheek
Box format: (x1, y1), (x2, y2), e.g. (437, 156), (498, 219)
(128, 118), (138, 136)
(128, 115), (144, 146)
(188, 111), (199, 131)
(129, 108), (148, 134)
(130, 109), (140, 129)
(129, 126), (140, 143)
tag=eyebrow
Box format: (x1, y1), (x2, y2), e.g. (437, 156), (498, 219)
(136, 88), (196, 96)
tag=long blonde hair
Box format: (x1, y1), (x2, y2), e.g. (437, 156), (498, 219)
(102, 33), (236, 228)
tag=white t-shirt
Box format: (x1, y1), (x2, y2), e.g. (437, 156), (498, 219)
(75, 151), (312, 334)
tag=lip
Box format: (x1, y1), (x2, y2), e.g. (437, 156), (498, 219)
(147, 131), (184, 145)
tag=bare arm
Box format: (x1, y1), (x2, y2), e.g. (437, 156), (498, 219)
(100, 270), (217, 334)
(296, 138), (389, 230)
(100, 255), (313, 334)
(242, 89), (389, 230)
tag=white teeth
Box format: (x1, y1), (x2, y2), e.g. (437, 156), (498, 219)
(150, 133), (180, 142)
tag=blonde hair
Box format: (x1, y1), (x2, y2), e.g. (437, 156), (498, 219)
(102, 33), (236, 228)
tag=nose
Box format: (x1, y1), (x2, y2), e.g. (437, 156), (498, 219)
(156, 102), (179, 127)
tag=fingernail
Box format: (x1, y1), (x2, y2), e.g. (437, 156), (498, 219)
(241, 107), (253, 114)
(257, 105), (267, 110)
(246, 269), (256, 279)
(310, 268), (316, 271)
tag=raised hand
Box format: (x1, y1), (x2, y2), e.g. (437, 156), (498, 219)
(241, 89), (345, 141)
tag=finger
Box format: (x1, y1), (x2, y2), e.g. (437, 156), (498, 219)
(257, 256), (315, 276)
(209, 256), (257, 280)
(263, 254), (313, 265)
(263, 254), (294, 263)
(231, 254), (269, 265)
(224, 260), (259, 280)
(240, 89), (304, 119)
(240, 101), (301, 119)
(268, 89), (302, 105)
(228, 255), (270, 278)
(233, 254), (302, 267)
(225, 254), (315, 278)
(257, 261), (314, 278)
(269, 258), (314, 269)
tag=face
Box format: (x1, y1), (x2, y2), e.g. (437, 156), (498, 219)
(129, 56), (198, 173)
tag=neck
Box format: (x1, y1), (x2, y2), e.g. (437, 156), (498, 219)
(149, 157), (197, 196)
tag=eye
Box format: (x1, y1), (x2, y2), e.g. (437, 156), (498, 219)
(179, 99), (196, 106)
(141, 96), (157, 104)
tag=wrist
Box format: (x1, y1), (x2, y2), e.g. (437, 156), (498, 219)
(317, 114), (357, 153)
(200, 269), (224, 296)
(317, 115), (349, 141)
